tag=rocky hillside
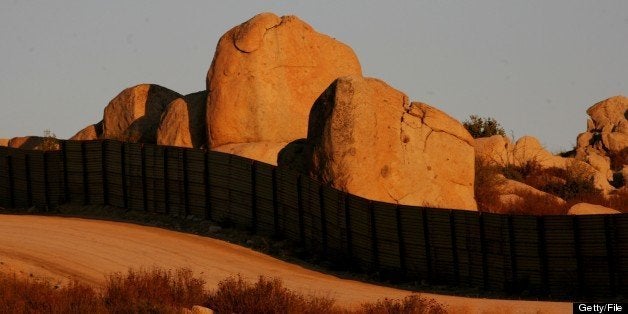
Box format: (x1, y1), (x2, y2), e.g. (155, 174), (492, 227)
(2, 12), (625, 214)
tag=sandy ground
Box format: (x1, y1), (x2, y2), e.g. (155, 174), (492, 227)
(0, 214), (570, 313)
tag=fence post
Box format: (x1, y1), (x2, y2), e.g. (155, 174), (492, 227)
(479, 212), (489, 289)
(141, 144), (148, 211)
(7, 155), (15, 208)
(101, 141), (109, 206)
(120, 142), (128, 209)
(508, 215), (518, 289)
(319, 185), (328, 255)
(81, 141), (89, 205)
(43, 151), (50, 209)
(537, 216), (549, 296)
(449, 210), (460, 285)
(573, 215), (584, 297)
(344, 193), (353, 262)
(421, 208), (433, 282)
(204, 152), (211, 220)
(183, 149), (190, 217)
(604, 215), (617, 295)
(24, 153), (32, 207)
(395, 205), (406, 275)
(369, 200), (379, 271)
(271, 168), (279, 236)
(250, 160), (257, 233)
(60, 141), (69, 203)
(297, 174), (305, 244)
(163, 147), (170, 214)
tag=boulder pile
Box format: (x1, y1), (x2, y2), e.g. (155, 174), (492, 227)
(62, 12), (477, 210)
(43, 13), (624, 213)
(575, 95), (628, 188)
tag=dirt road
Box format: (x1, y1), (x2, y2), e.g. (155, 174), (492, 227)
(0, 214), (569, 313)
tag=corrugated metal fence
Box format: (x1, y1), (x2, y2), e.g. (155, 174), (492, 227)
(0, 140), (626, 300)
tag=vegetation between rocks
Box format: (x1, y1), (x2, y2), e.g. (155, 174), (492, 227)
(0, 267), (446, 314)
(462, 115), (506, 139)
(475, 157), (628, 215)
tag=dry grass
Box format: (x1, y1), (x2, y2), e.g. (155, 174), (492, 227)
(103, 268), (206, 313)
(499, 189), (568, 215)
(476, 157), (628, 214)
(359, 295), (447, 314)
(207, 275), (338, 313)
(474, 158), (506, 213)
(0, 273), (105, 314)
(0, 267), (446, 314)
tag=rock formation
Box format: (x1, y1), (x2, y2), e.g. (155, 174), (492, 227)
(70, 121), (103, 141)
(575, 95), (628, 187)
(282, 75), (477, 210)
(568, 203), (620, 215)
(0, 138), (8, 147)
(7, 136), (59, 150)
(475, 134), (614, 192)
(103, 84), (181, 143)
(206, 12), (362, 153)
(156, 91), (208, 148)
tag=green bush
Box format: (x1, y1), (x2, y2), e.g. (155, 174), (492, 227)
(462, 115), (506, 138)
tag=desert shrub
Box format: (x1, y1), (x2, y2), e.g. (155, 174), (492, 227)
(0, 273), (104, 314)
(499, 159), (603, 204)
(502, 160), (542, 182)
(42, 129), (60, 151)
(475, 158), (506, 213)
(206, 275), (446, 314)
(606, 189), (628, 213)
(360, 294), (446, 314)
(538, 161), (601, 202)
(0, 267), (448, 314)
(500, 189), (568, 215)
(103, 267), (206, 313)
(206, 275), (337, 314)
(462, 115), (506, 138)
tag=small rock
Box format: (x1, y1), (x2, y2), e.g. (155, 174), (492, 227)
(568, 203), (620, 215)
(191, 305), (214, 314)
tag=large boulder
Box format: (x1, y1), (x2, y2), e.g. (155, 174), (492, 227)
(0, 138), (8, 147)
(206, 12), (362, 149)
(103, 84), (181, 143)
(156, 91), (208, 148)
(568, 203), (620, 215)
(586, 95), (628, 131)
(474, 135), (514, 166)
(293, 75), (476, 210)
(70, 121), (103, 141)
(512, 136), (567, 169)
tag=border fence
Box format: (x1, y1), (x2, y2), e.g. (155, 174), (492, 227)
(0, 139), (626, 300)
